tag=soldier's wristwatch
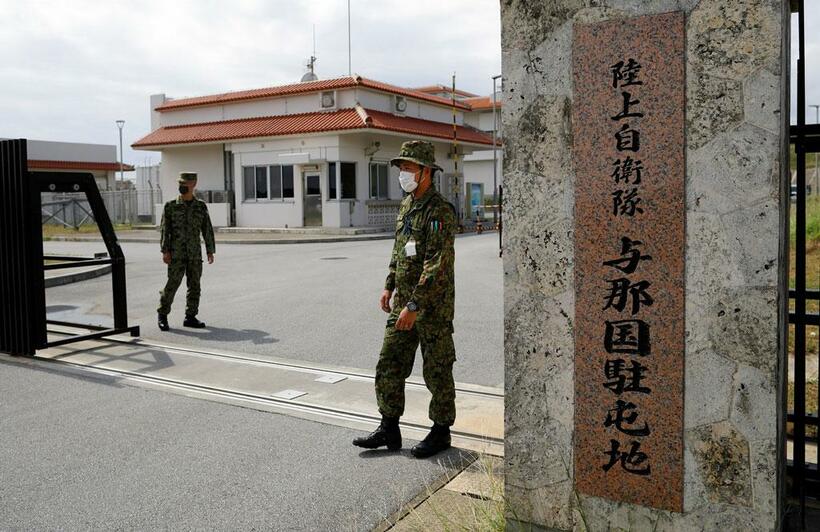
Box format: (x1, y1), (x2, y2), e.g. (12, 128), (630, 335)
(406, 301), (419, 312)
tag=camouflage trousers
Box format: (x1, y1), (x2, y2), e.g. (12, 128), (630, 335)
(375, 317), (456, 426)
(157, 259), (203, 317)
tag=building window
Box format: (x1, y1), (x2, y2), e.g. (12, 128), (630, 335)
(242, 165), (294, 201)
(269, 166), (282, 199)
(340, 162), (356, 199)
(369, 162), (389, 199)
(328, 163), (337, 199)
(282, 166), (294, 198)
(255, 167), (268, 199)
(243, 167), (255, 200)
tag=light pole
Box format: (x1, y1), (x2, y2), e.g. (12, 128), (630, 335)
(812, 105), (820, 196)
(115, 120), (125, 190)
(491, 74), (502, 227)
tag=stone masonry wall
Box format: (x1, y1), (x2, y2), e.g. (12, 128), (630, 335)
(502, 0), (788, 530)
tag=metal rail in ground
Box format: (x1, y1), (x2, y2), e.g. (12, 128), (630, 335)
(45, 327), (505, 400)
(20, 350), (503, 453)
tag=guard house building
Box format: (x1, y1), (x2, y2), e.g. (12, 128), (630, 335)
(132, 76), (496, 228)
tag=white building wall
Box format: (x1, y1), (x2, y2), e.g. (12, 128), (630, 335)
(159, 106), (225, 127)
(355, 90), (392, 112)
(26, 139), (117, 163)
(223, 98), (287, 120)
(463, 156), (503, 194)
(159, 144), (225, 203)
(150, 94), (166, 131)
(230, 135), (342, 228)
(157, 93), (353, 127)
(477, 110), (498, 132)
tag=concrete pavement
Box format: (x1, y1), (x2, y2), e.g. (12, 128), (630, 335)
(43, 233), (503, 388)
(0, 357), (474, 531)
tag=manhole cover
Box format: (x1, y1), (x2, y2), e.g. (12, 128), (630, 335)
(320, 257), (348, 260)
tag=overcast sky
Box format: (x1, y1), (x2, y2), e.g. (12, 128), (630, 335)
(792, 7), (820, 125)
(1, 2), (812, 168)
(0, 0), (502, 167)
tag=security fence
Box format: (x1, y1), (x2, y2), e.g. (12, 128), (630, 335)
(41, 189), (163, 228)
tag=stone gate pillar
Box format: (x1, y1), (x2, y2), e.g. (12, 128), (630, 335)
(502, 1), (789, 530)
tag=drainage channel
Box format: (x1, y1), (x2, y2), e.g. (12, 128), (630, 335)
(45, 328), (505, 400)
(26, 351), (504, 452)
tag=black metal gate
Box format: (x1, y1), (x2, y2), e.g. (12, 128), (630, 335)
(789, 1), (820, 527)
(0, 139), (139, 357)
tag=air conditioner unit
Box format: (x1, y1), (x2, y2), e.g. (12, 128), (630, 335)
(320, 90), (336, 109)
(211, 190), (230, 204)
(394, 95), (407, 113)
(194, 190), (211, 202)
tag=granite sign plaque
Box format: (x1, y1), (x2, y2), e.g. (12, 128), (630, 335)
(571, 11), (685, 512)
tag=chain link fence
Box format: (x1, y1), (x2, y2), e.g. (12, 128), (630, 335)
(42, 189), (163, 228)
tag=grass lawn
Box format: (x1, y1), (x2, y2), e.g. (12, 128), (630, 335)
(42, 223), (133, 240)
(790, 193), (820, 430)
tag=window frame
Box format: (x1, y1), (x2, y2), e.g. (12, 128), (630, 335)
(368, 161), (389, 200)
(328, 162), (337, 200)
(340, 161), (357, 200)
(241, 164), (295, 202)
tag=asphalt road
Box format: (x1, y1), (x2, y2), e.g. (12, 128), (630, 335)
(0, 359), (471, 531)
(43, 233), (503, 388)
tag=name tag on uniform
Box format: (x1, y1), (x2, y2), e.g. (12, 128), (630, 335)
(404, 239), (417, 258)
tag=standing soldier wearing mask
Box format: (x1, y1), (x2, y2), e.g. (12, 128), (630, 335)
(353, 140), (457, 458)
(157, 172), (215, 331)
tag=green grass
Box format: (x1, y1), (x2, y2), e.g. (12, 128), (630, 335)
(42, 223), (133, 239)
(789, 195), (820, 291)
(791, 143), (820, 174)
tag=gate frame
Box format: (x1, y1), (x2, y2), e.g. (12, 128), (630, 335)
(0, 139), (139, 357)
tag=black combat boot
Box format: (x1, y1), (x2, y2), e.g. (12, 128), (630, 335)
(352, 416), (402, 451)
(410, 423), (451, 458)
(183, 315), (206, 328)
(158, 313), (169, 331)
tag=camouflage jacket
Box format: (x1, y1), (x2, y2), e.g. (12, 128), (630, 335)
(160, 197), (215, 260)
(385, 186), (456, 326)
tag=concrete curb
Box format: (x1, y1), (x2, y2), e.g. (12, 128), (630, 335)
(44, 264), (112, 288)
(45, 234), (394, 245)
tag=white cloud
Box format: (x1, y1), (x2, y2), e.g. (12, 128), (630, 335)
(0, 0), (502, 166)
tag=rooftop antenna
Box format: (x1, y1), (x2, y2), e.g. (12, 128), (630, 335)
(301, 24), (319, 82)
(347, 0), (352, 76)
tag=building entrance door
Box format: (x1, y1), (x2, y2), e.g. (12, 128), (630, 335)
(303, 173), (322, 226)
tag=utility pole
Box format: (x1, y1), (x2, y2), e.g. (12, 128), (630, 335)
(492, 74), (502, 227)
(116, 120), (125, 190)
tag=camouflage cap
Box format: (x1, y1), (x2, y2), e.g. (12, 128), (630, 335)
(178, 171), (198, 183)
(390, 140), (442, 171)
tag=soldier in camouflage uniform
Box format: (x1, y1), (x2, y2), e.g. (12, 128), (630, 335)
(353, 140), (457, 458)
(157, 172), (216, 331)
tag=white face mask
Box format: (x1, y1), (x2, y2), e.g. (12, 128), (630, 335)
(398, 170), (418, 193)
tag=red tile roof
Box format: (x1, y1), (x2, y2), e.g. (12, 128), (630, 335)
(364, 109), (494, 146)
(155, 76), (472, 112)
(132, 107), (496, 148)
(463, 96), (501, 111)
(413, 85), (479, 98)
(28, 160), (135, 172)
